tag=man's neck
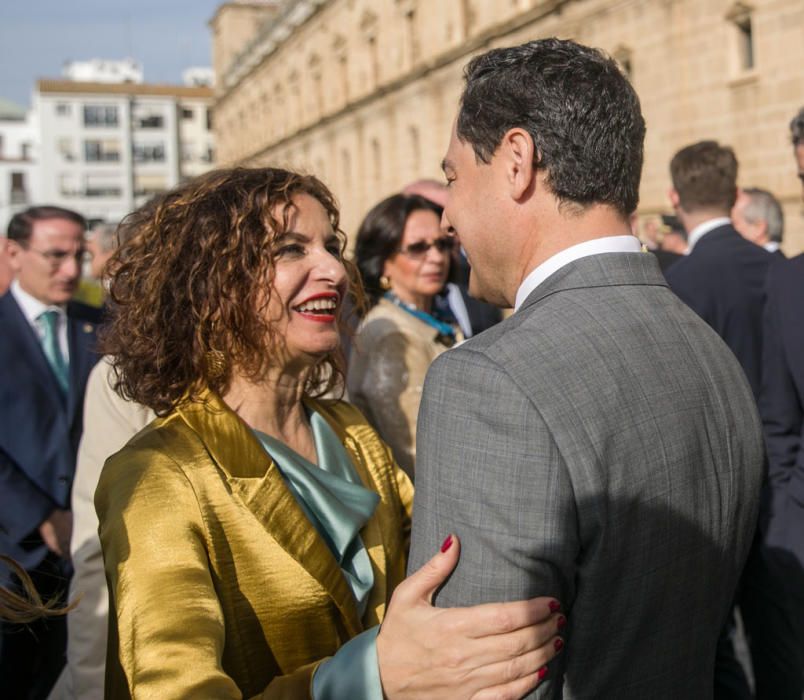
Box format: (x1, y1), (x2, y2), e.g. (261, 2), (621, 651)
(515, 204), (633, 297)
(677, 208), (730, 235)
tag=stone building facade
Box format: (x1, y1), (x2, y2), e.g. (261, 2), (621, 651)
(211, 0), (804, 253)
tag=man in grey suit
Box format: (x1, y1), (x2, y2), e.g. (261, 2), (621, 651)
(406, 38), (764, 699)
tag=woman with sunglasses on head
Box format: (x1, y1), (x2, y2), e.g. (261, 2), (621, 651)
(95, 169), (564, 699)
(349, 194), (458, 481)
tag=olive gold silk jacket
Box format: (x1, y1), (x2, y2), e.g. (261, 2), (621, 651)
(96, 390), (413, 699)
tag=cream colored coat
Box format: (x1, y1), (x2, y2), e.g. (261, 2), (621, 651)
(347, 297), (449, 480)
(49, 358), (154, 700)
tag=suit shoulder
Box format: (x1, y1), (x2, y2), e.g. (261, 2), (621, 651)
(67, 300), (104, 325)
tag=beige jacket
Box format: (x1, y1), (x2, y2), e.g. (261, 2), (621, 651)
(347, 297), (449, 480)
(49, 357), (153, 700)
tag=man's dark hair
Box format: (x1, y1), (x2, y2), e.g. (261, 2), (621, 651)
(670, 141), (738, 212)
(791, 107), (804, 147)
(456, 37), (645, 216)
(7, 205), (87, 244)
(354, 193), (443, 307)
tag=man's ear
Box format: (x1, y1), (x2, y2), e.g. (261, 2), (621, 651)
(668, 188), (681, 211)
(5, 239), (24, 274)
(500, 128), (536, 200)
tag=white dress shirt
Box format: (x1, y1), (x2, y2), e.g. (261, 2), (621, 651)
(514, 235), (643, 312)
(10, 279), (70, 362)
(685, 217), (731, 254)
(764, 242), (781, 254)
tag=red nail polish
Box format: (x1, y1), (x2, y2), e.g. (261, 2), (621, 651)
(440, 535), (453, 553)
(548, 600), (561, 613)
(554, 638), (564, 652)
(538, 666), (549, 680)
(557, 615), (567, 631)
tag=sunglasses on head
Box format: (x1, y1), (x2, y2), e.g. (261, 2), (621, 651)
(399, 237), (456, 259)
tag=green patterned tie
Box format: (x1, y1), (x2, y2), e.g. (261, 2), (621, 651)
(38, 310), (69, 393)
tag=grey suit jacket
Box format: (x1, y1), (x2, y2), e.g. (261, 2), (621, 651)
(408, 252), (764, 699)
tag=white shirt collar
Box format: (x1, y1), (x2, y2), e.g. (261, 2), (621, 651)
(10, 279), (65, 328)
(514, 235), (643, 312)
(685, 217), (731, 254)
(764, 242), (781, 254)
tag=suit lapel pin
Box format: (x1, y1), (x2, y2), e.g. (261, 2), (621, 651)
(83, 323), (94, 333)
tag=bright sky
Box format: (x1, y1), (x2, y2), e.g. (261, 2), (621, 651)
(0, 1), (222, 109)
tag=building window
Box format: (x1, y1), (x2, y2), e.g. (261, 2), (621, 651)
(727, 2), (755, 72)
(135, 114), (164, 129)
(10, 172), (27, 204)
(85, 174), (123, 198)
(735, 15), (754, 70)
(84, 139), (121, 162)
(133, 143), (166, 162)
(181, 107), (194, 120)
(206, 108), (213, 130)
(56, 103), (71, 116)
(83, 105), (119, 127)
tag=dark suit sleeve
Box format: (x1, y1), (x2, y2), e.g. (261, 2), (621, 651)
(408, 348), (577, 697)
(758, 275), (802, 484)
(0, 446), (55, 542)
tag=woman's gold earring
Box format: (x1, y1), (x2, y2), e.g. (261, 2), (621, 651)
(379, 275), (392, 290)
(204, 348), (227, 380)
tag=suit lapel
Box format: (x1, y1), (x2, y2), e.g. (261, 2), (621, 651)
(177, 389), (363, 638)
(520, 251), (668, 312)
(0, 293), (66, 405)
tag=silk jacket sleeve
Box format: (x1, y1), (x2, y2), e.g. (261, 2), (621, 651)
(97, 447), (324, 699)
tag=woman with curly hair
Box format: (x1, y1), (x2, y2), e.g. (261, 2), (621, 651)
(96, 167), (564, 699)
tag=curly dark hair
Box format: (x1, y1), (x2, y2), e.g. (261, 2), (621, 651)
(101, 167), (361, 415)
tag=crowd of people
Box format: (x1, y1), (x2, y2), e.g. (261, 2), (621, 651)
(0, 36), (802, 700)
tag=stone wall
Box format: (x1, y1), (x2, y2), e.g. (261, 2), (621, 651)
(213, 0), (804, 252)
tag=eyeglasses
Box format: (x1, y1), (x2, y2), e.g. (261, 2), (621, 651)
(398, 237), (456, 259)
(24, 247), (86, 271)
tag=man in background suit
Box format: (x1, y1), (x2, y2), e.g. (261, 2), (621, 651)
(746, 106), (804, 699)
(664, 142), (774, 699)
(665, 142), (773, 399)
(402, 39), (764, 699)
(731, 187), (785, 257)
(0, 205), (100, 699)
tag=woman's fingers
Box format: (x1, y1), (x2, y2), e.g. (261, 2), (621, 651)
(392, 533), (462, 607)
(444, 595), (561, 639)
(470, 663), (551, 700)
(459, 613), (565, 668)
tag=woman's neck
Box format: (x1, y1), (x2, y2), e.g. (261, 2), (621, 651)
(390, 287), (432, 314)
(222, 366), (317, 462)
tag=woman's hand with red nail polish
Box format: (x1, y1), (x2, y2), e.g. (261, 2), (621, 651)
(376, 534), (565, 699)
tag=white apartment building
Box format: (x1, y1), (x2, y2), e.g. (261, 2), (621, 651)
(35, 75), (214, 224)
(0, 99), (40, 229)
